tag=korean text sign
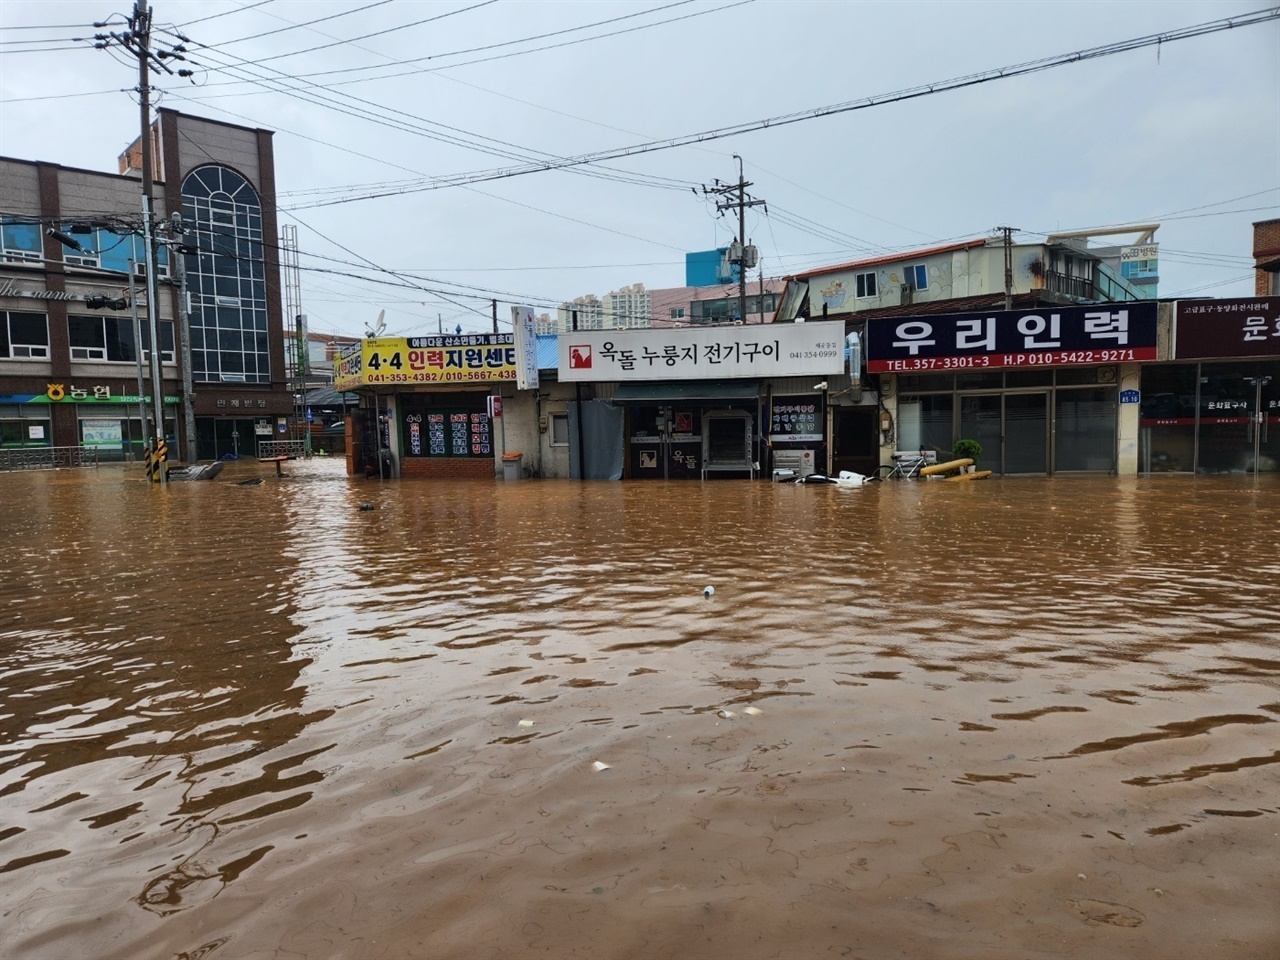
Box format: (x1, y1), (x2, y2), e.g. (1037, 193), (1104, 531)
(1173, 297), (1280, 359)
(864, 303), (1157, 373)
(557, 320), (846, 382)
(336, 335), (518, 389)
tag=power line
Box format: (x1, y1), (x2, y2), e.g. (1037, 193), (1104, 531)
(164, 32), (698, 197)
(172, 1), (276, 29)
(209, 1), (392, 46)
(280, 6), (1280, 211)
(190, 0), (500, 66)
(178, 0), (696, 80)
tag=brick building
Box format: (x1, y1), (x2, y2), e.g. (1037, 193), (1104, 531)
(1, 108), (291, 462)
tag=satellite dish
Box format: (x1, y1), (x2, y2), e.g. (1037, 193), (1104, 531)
(365, 309), (386, 338)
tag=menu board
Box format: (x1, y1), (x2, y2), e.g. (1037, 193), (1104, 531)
(409, 409), (491, 458)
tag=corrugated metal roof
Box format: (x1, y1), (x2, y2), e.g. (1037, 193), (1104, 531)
(537, 334), (559, 371)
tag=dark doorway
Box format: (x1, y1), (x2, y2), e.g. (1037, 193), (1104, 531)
(832, 407), (878, 477)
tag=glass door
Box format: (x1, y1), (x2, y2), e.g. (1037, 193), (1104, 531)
(959, 395), (1002, 472)
(1004, 393), (1049, 474)
(1198, 363), (1278, 474)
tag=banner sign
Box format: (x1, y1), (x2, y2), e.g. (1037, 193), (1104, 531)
(865, 303), (1157, 373)
(1173, 297), (1280, 359)
(0, 389), (179, 404)
(558, 320), (845, 382)
(511, 305), (540, 390)
(769, 394), (823, 442)
(334, 334), (517, 390)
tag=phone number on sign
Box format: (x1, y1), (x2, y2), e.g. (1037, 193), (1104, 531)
(363, 370), (515, 383)
(788, 350), (841, 360)
(872, 349), (1143, 372)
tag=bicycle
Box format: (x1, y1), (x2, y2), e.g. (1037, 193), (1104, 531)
(870, 449), (937, 480)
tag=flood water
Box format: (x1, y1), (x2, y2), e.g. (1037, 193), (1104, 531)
(1, 461), (1277, 960)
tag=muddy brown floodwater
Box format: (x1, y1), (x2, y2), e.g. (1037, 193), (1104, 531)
(1, 461), (1277, 960)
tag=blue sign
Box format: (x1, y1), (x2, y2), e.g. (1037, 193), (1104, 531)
(305, 408), (314, 422)
(1119, 389), (1140, 404)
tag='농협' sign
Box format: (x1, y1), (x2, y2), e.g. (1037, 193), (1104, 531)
(557, 320), (846, 381)
(865, 303), (1157, 373)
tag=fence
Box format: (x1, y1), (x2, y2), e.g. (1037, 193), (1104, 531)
(0, 446), (100, 471)
(255, 439), (308, 459)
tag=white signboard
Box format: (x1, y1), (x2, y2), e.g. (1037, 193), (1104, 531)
(81, 419), (123, 445)
(511, 305), (540, 390)
(557, 320), (846, 382)
(1120, 244), (1159, 262)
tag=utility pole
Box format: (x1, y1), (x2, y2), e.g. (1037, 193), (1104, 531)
(997, 225), (1018, 312)
(127, 261), (147, 458)
(95, 3), (192, 483)
(703, 156), (766, 324)
(491, 298), (498, 334)
(170, 219), (198, 465)
(572, 309), (585, 481)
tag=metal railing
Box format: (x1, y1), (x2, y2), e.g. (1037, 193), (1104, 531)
(256, 439), (308, 459)
(0, 446), (100, 471)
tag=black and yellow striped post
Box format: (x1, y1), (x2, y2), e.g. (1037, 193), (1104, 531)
(143, 443), (154, 482)
(153, 438), (168, 483)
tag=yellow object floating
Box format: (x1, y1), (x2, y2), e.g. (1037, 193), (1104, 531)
(919, 457), (973, 476)
(944, 469), (992, 481)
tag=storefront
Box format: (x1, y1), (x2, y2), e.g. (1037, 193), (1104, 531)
(335, 332), (519, 479)
(1, 382), (178, 462)
(1140, 297), (1279, 474)
(558, 321), (846, 480)
(866, 303), (1158, 474)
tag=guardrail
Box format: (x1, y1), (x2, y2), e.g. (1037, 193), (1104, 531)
(0, 446), (100, 471)
(256, 439), (308, 459)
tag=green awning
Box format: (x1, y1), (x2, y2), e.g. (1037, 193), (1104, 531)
(611, 380), (761, 403)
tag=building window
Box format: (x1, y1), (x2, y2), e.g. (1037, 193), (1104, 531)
(551, 413), (569, 446)
(181, 166), (269, 384)
(0, 218), (42, 263)
(67, 313), (171, 363)
(1, 311), (50, 359)
(855, 271), (878, 299)
(904, 264), (927, 291)
(670, 307), (685, 319)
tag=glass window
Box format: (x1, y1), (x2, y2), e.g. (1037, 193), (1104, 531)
(897, 395), (953, 453)
(1055, 388), (1116, 471)
(4, 312), (49, 358)
(69, 315), (107, 360)
(182, 166), (269, 384)
(855, 271), (877, 298)
(1, 219), (42, 261)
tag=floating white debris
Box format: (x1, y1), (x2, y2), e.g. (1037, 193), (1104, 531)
(703, 585), (715, 598)
(717, 709), (735, 719)
(592, 761), (611, 772)
(743, 706), (763, 716)
(518, 719), (534, 728)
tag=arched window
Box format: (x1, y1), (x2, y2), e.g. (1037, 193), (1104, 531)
(181, 166), (269, 383)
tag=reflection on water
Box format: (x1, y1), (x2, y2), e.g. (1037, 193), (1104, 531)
(1, 462), (1277, 958)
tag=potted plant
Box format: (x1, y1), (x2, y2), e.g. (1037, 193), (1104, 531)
(952, 439), (982, 471)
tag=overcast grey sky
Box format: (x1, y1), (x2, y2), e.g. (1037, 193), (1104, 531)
(2, 0), (1277, 338)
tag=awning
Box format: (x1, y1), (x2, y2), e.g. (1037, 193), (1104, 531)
(611, 380), (761, 403)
